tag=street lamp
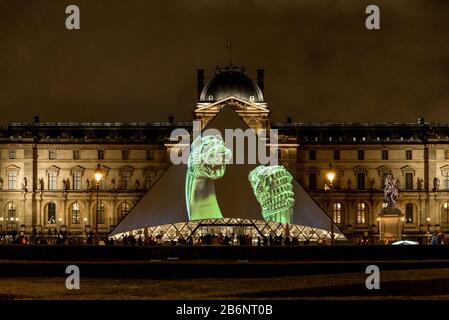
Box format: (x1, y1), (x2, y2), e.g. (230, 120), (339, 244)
(326, 164), (335, 245)
(94, 164), (103, 242)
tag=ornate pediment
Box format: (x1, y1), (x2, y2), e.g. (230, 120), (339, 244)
(70, 165), (85, 174)
(46, 165), (61, 174)
(401, 165), (415, 175)
(144, 166), (159, 173)
(440, 165), (449, 175)
(4, 164), (20, 171)
(376, 165), (392, 177)
(119, 165), (134, 173)
(353, 166), (368, 175)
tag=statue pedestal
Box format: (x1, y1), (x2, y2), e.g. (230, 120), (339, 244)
(378, 207), (403, 242)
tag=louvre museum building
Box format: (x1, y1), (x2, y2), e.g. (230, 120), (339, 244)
(1, 65), (448, 244)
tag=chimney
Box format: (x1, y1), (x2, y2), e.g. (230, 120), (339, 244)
(257, 69), (265, 93)
(197, 69), (205, 100)
(286, 116), (292, 124)
(168, 114), (174, 123)
(33, 114), (40, 124)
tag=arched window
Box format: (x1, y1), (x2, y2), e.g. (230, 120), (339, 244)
(356, 202), (367, 224)
(120, 203), (130, 220)
(405, 203), (414, 224)
(97, 202), (105, 224)
(442, 201), (449, 224)
(47, 203), (56, 224)
(332, 202), (344, 224)
(7, 203), (16, 221)
(71, 202), (80, 225)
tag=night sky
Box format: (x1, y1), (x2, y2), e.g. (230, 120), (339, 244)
(1, 0), (449, 126)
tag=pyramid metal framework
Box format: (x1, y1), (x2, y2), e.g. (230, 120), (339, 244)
(133, 218), (345, 243)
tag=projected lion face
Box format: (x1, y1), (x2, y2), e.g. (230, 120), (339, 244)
(249, 165), (295, 224)
(188, 135), (232, 179)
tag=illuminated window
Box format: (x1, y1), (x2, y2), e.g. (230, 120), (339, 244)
(48, 172), (57, 190)
(98, 150), (104, 160)
(122, 150), (129, 160)
(442, 201), (449, 224)
(73, 150), (80, 160)
(145, 170), (156, 189)
(406, 150), (412, 160)
(9, 149), (16, 159)
(71, 202), (80, 224)
(332, 202), (344, 224)
(47, 203), (56, 224)
(72, 172), (81, 190)
(49, 149), (57, 160)
(7, 171), (18, 190)
(405, 203), (413, 224)
(7, 203), (16, 220)
(356, 202), (367, 224)
(120, 203), (130, 219)
(120, 171), (131, 190)
(97, 202), (105, 224)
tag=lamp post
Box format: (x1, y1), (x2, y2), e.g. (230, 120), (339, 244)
(326, 164), (335, 246)
(426, 217), (431, 245)
(401, 217), (405, 241)
(94, 164), (103, 243)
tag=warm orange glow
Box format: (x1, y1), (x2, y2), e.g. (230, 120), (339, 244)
(94, 164), (103, 183)
(326, 171), (335, 184)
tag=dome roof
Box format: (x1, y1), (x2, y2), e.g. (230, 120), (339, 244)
(200, 66), (264, 103)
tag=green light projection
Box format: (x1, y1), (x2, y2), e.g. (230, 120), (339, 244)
(185, 135), (232, 220)
(249, 165), (295, 224)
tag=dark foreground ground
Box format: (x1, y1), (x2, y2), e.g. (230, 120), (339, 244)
(2, 268), (449, 300)
(2, 245), (449, 300)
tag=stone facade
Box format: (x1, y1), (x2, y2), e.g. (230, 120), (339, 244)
(0, 121), (190, 235)
(273, 121), (449, 240)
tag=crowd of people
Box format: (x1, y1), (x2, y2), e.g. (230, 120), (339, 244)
(430, 231), (446, 245)
(1, 229), (444, 246)
(0, 229), (313, 246)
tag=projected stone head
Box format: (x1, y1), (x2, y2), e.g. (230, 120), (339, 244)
(186, 135), (232, 221)
(188, 135), (232, 179)
(249, 165), (295, 224)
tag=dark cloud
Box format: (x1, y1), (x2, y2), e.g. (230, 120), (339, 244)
(0, 0), (448, 125)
